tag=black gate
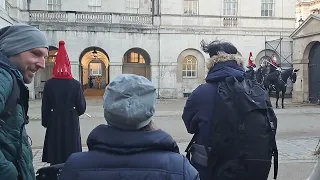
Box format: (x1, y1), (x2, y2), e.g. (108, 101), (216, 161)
(308, 42), (320, 104)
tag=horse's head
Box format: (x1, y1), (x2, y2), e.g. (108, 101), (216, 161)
(290, 69), (299, 83)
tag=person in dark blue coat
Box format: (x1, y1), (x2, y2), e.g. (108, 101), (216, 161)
(59, 74), (200, 180)
(182, 40), (245, 180)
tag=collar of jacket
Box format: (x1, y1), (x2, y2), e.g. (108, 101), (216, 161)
(87, 124), (180, 155)
(0, 51), (26, 83)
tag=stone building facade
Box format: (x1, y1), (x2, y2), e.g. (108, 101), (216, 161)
(290, 14), (320, 104)
(1, 0), (296, 99)
(296, 0), (320, 27)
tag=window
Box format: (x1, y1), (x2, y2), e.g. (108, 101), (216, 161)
(47, 0), (61, 11)
(46, 51), (57, 63)
(223, 0), (237, 16)
(126, 0), (140, 13)
(184, 0), (199, 15)
(261, 0), (274, 17)
(182, 55), (197, 77)
(89, 0), (102, 12)
(90, 63), (102, 76)
(125, 52), (145, 63)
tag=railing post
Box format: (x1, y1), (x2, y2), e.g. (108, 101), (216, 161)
(153, 16), (160, 26)
(67, 11), (76, 23)
(112, 13), (120, 24)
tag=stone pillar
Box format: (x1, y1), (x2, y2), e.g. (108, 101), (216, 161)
(157, 62), (178, 99)
(26, 80), (35, 99)
(109, 62), (122, 82)
(71, 63), (80, 81)
(292, 62), (309, 103)
(150, 63), (160, 97)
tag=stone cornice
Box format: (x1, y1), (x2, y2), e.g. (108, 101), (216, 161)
(30, 22), (294, 37)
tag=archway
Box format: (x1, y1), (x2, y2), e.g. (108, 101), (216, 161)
(256, 49), (280, 73)
(34, 46), (58, 98)
(307, 41), (320, 104)
(122, 48), (151, 80)
(79, 47), (110, 96)
(177, 48), (205, 97)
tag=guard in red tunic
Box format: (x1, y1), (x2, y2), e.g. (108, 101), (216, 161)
(245, 52), (257, 80)
(247, 52), (256, 68)
(41, 41), (86, 165)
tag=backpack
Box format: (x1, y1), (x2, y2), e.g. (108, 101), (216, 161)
(0, 69), (21, 119)
(185, 77), (278, 180)
(0, 63), (29, 180)
(36, 163), (64, 180)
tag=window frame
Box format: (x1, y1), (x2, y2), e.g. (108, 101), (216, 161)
(124, 52), (146, 64)
(183, 0), (199, 15)
(126, 0), (140, 13)
(88, 0), (102, 12)
(47, 0), (62, 11)
(261, 0), (274, 17)
(90, 63), (102, 76)
(182, 55), (197, 78)
(223, 0), (238, 16)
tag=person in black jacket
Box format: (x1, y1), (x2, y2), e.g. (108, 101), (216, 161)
(58, 74), (199, 180)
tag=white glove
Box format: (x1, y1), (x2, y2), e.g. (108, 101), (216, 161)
(276, 67), (281, 71)
(253, 67), (257, 71)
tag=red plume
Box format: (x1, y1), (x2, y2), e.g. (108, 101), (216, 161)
(248, 52), (255, 66)
(52, 41), (73, 79)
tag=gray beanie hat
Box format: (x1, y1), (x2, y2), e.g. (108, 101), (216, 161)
(0, 24), (48, 57)
(103, 74), (156, 130)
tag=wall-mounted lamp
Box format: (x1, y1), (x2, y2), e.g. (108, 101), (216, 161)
(92, 49), (98, 58)
(298, 16), (304, 26)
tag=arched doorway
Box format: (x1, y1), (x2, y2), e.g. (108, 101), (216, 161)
(308, 41), (320, 104)
(177, 48), (205, 97)
(256, 49), (280, 73)
(34, 46), (58, 98)
(46, 46), (58, 79)
(79, 47), (110, 96)
(122, 48), (151, 80)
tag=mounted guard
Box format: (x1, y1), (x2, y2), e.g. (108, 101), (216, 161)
(245, 52), (257, 80)
(266, 59), (282, 90)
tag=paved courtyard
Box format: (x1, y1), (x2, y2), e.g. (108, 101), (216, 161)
(27, 97), (320, 179)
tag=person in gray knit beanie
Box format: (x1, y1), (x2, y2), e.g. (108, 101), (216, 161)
(0, 24), (48, 57)
(103, 74), (157, 130)
(0, 24), (48, 180)
(0, 23), (48, 83)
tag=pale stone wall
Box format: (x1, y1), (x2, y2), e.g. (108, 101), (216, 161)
(291, 17), (320, 103)
(36, 27), (284, 98)
(29, 0), (152, 14)
(292, 38), (320, 103)
(2, 0), (297, 99)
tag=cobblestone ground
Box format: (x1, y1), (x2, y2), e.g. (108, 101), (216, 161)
(32, 138), (319, 171)
(28, 97), (320, 179)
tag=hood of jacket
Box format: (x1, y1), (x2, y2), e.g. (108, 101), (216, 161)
(87, 124), (180, 155)
(0, 51), (24, 81)
(205, 53), (245, 83)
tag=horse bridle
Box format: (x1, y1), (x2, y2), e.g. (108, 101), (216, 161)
(289, 69), (298, 83)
